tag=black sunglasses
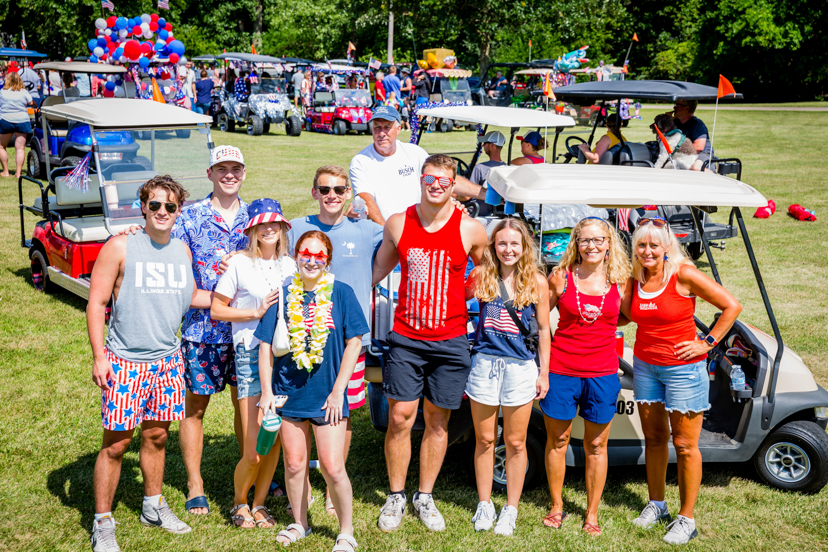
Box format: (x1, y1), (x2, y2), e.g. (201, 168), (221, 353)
(148, 201), (178, 214)
(315, 185), (349, 196)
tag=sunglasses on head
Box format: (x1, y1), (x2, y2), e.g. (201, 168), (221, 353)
(638, 217), (668, 228)
(297, 248), (329, 265)
(421, 174), (454, 188)
(315, 185), (349, 196)
(147, 201), (178, 214)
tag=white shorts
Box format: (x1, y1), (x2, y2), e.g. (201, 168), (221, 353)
(465, 352), (539, 407)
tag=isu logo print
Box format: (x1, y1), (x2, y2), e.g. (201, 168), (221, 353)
(405, 247), (451, 330)
(135, 262), (189, 294)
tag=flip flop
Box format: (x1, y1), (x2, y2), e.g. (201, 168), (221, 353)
(185, 495), (210, 515)
(583, 521), (602, 536)
(542, 511), (567, 529)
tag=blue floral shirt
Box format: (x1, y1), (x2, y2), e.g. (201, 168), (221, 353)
(173, 195), (249, 344)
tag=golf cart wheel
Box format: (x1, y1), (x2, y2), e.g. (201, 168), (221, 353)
(27, 149), (43, 178)
(61, 156), (83, 168)
(332, 120), (347, 136)
(622, 119), (629, 128)
(262, 122), (271, 134)
(754, 420), (828, 494)
(685, 242), (705, 261)
(134, 156), (152, 170)
(175, 129), (191, 138)
(304, 119), (312, 132)
(217, 113), (235, 133)
(30, 248), (51, 293)
(286, 115), (302, 137)
(247, 115), (264, 136)
(473, 422), (545, 493)
(439, 119), (453, 133)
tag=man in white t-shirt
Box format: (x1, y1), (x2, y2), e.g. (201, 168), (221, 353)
(349, 105), (485, 225)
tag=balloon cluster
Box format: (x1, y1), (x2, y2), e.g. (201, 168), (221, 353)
(553, 45), (589, 73)
(88, 13), (186, 69)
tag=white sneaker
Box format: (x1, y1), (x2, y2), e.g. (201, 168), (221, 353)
(91, 516), (121, 552)
(471, 500), (496, 532)
(139, 496), (192, 534)
(662, 515), (698, 545)
(632, 501), (671, 529)
(494, 505), (518, 536)
(412, 492), (446, 532)
(377, 494), (407, 532)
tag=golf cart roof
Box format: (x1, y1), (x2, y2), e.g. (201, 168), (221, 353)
(40, 98), (212, 128)
(553, 80), (743, 102)
(217, 52), (285, 64)
(34, 62), (126, 74)
(313, 64), (368, 74)
(416, 106), (576, 128)
(191, 55), (216, 61)
(487, 164), (766, 207)
(514, 68), (555, 76)
(0, 47), (46, 58)
(415, 68), (473, 78)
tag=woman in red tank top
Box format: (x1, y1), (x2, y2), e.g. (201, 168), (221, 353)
(540, 217), (631, 535)
(620, 217), (741, 544)
(511, 131), (546, 165)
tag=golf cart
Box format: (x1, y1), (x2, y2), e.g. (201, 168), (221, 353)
(474, 62), (538, 107)
(17, 98), (213, 299)
(214, 52), (302, 136)
(365, 164), (828, 494)
(305, 66), (373, 135)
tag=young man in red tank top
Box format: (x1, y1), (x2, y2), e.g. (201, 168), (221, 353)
(372, 154), (488, 533)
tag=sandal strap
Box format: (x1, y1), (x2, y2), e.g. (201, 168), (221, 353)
(251, 505), (270, 516)
(278, 523), (310, 542)
(230, 504), (251, 515)
(334, 533), (357, 550)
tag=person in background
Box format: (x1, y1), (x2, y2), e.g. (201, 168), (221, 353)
(468, 131), (506, 217)
(0, 72), (35, 179)
(511, 131), (546, 165)
(19, 62), (43, 106)
(673, 100), (712, 171)
(184, 61), (196, 111)
(577, 114), (626, 165)
(224, 68), (237, 95)
(300, 70), (312, 115)
(292, 68), (305, 108)
(373, 71), (386, 106)
(193, 70), (214, 116)
(234, 70), (249, 103)
(486, 70), (508, 99)
(383, 66), (401, 99)
(399, 67), (412, 106)
(413, 70), (431, 106)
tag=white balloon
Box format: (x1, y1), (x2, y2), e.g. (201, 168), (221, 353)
(143, 30), (153, 39)
(95, 18), (107, 30)
(64, 57), (72, 62)
(93, 47), (104, 57)
(140, 22), (149, 32)
(178, 56), (187, 65)
(114, 85), (125, 96)
(119, 55), (127, 63)
(141, 13), (151, 23)
(104, 28), (112, 36)
(118, 29), (128, 38)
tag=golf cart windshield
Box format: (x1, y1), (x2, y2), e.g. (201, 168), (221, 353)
(439, 77), (470, 103)
(251, 78), (286, 95)
(333, 89), (371, 107)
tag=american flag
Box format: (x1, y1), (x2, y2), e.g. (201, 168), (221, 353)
(404, 248), (450, 330)
(368, 58), (381, 70)
(483, 302), (519, 335)
(303, 302), (335, 331)
(20, 32), (26, 50)
(618, 209), (630, 231)
(101, 0), (114, 11)
(158, 0), (169, 10)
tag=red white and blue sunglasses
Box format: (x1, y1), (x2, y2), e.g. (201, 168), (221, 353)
(421, 173), (455, 188)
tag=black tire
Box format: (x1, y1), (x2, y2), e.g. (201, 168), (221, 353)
(262, 122), (271, 134)
(439, 118), (453, 133)
(217, 112), (235, 133)
(622, 118), (629, 127)
(304, 119), (312, 132)
(30, 248), (51, 293)
(134, 155), (152, 170)
(332, 120), (347, 136)
(685, 242), (704, 261)
(754, 420), (828, 494)
(175, 129), (191, 138)
(247, 115), (264, 136)
(286, 116), (302, 136)
(27, 148), (43, 178)
(473, 420), (546, 493)
(61, 156), (83, 168)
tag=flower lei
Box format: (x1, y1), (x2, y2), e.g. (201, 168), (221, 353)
(287, 271), (335, 371)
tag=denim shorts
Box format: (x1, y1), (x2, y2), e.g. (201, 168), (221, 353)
(0, 118), (31, 135)
(235, 344), (261, 400)
(539, 372), (622, 425)
(632, 356), (710, 414)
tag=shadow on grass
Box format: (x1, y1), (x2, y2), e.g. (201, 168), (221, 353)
(8, 266), (88, 312)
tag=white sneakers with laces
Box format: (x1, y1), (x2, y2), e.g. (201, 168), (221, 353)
(91, 516), (120, 552)
(139, 496), (192, 534)
(662, 515), (698, 545)
(412, 492), (446, 532)
(494, 505), (518, 536)
(377, 493), (407, 532)
(472, 500), (496, 532)
(632, 500), (671, 529)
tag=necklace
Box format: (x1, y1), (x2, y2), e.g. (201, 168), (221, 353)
(287, 272), (335, 371)
(573, 263), (610, 324)
(257, 257), (282, 293)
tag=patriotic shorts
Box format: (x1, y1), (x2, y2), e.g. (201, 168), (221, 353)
(182, 340), (236, 395)
(100, 348), (185, 432)
(347, 349), (367, 410)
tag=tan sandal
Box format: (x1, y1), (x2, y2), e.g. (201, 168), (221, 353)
(230, 504), (254, 528)
(251, 505), (275, 528)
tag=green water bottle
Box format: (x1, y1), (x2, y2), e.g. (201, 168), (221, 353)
(256, 410), (282, 455)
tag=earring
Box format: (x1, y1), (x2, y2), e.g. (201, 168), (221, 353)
(664, 254), (669, 262)
(605, 251), (610, 260)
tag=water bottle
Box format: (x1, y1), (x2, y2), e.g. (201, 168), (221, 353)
(256, 410), (282, 455)
(730, 365), (745, 392)
(352, 196), (367, 219)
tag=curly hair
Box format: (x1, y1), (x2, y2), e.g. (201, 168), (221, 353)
(554, 217), (631, 284)
(139, 175), (190, 208)
(630, 222), (694, 284)
(474, 218), (544, 309)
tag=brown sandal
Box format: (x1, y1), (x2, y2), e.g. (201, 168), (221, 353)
(582, 521), (602, 536)
(543, 511), (567, 528)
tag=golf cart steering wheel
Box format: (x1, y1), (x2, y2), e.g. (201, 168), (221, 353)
(566, 135), (587, 158)
(451, 157), (471, 178)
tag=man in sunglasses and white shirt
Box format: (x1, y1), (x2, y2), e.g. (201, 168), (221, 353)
(349, 106), (486, 226)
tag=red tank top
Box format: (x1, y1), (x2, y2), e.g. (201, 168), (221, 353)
(394, 205), (469, 341)
(550, 270), (621, 377)
(630, 273), (706, 366)
(526, 155), (545, 164)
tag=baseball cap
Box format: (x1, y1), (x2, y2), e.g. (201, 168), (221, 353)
(401, 67), (410, 74)
(477, 131), (506, 147)
(243, 198), (291, 231)
(209, 145), (245, 168)
(370, 105), (401, 123)
(517, 131), (543, 147)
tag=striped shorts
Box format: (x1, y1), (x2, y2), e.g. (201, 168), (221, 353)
(100, 348), (186, 431)
(347, 349), (367, 409)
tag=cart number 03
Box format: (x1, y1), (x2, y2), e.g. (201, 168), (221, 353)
(616, 400), (635, 415)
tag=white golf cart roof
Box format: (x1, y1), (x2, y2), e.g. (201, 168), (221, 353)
(34, 61), (126, 74)
(416, 106), (576, 128)
(514, 68), (555, 76)
(487, 164), (767, 207)
(40, 98), (212, 128)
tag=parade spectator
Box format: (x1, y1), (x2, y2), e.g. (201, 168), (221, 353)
(486, 70), (507, 98)
(183, 62), (197, 110)
(0, 72), (35, 179)
(465, 219), (550, 536)
(383, 66), (401, 99)
(224, 68), (237, 95)
(193, 70), (214, 115)
(300, 70), (312, 114)
(578, 114), (626, 164)
(255, 231), (367, 550)
(468, 131), (506, 216)
(413, 70), (431, 106)
(621, 217), (741, 544)
(19, 63), (43, 106)
(400, 67), (412, 104)
(88, 176), (196, 552)
(292, 68), (305, 108)
(673, 100), (712, 171)
(75, 71), (92, 97)
(373, 71), (386, 105)
(511, 131), (547, 165)
(372, 154), (488, 533)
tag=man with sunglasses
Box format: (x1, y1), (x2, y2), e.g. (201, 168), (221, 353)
(371, 154), (487, 533)
(673, 100), (712, 171)
(88, 176), (196, 552)
(350, 105), (485, 226)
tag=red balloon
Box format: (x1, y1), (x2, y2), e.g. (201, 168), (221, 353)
(165, 23), (172, 31)
(169, 53), (180, 64)
(149, 22), (158, 32)
(132, 25), (142, 36)
(123, 40), (141, 60)
(140, 42), (152, 54)
(108, 42), (118, 52)
(103, 89), (115, 97)
(104, 34), (112, 42)
(150, 13), (159, 22)
(106, 16), (117, 27)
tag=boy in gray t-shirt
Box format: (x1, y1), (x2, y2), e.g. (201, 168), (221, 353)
(87, 176), (199, 551)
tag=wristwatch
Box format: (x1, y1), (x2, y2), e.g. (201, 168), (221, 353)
(703, 334), (719, 347)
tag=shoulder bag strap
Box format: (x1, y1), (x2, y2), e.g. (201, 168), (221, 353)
(498, 279), (530, 337)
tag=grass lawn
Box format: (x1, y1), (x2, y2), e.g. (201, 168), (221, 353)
(1, 107), (827, 551)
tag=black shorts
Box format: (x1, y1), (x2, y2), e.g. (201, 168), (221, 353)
(383, 331), (471, 410)
(281, 415), (340, 426)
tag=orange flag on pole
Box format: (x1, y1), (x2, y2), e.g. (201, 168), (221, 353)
(252, 44), (257, 54)
(348, 42), (356, 52)
(632, 33), (639, 42)
(717, 74), (735, 99)
(543, 71), (556, 100)
(654, 124), (673, 154)
(151, 77), (165, 104)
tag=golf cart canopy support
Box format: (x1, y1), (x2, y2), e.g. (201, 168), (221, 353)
(40, 99), (212, 128)
(216, 52), (286, 64)
(553, 80), (744, 102)
(34, 62), (126, 74)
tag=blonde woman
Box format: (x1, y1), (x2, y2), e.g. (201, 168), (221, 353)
(0, 71), (35, 178)
(465, 218), (551, 536)
(211, 198), (295, 528)
(578, 114), (626, 164)
(621, 217), (740, 545)
(541, 217), (630, 535)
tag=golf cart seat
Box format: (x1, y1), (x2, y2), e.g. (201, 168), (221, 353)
(41, 96), (70, 138)
(123, 82), (137, 98)
(577, 148), (616, 165)
(618, 142), (655, 167)
(102, 163), (155, 181)
(313, 92), (334, 107)
(53, 215), (145, 243)
(34, 173), (103, 214)
(63, 87), (80, 98)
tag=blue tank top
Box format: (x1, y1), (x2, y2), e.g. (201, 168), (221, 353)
(472, 295), (536, 361)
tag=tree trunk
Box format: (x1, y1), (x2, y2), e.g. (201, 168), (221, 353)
(253, 0), (263, 50)
(478, 36), (491, 82)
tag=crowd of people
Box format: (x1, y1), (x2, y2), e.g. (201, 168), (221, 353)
(85, 101), (741, 552)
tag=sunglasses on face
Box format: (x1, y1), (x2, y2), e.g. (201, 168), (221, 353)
(638, 217), (669, 228)
(147, 201), (178, 214)
(297, 248), (328, 265)
(315, 185), (349, 196)
(421, 174), (455, 188)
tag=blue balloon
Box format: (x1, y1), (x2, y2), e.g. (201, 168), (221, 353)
(158, 29), (169, 41)
(167, 39), (185, 56)
(114, 47), (124, 58)
(97, 37), (107, 47)
(138, 57), (150, 68)
(157, 18), (167, 28)
(88, 39), (98, 51)
(116, 17), (128, 30)
(89, 55), (98, 63)
(115, 79), (123, 85)
(105, 81), (116, 91)
(155, 40), (166, 50)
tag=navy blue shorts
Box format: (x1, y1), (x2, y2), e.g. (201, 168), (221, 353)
(181, 340), (236, 395)
(539, 372), (621, 425)
(0, 119), (31, 135)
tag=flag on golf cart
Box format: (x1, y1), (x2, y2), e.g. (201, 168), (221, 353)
(158, 0), (169, 9)
(368, 58), (381, 70)
(20, 32), (26, 50)
(718, 75), (736, 99)
(101, 0), (114, 11)
(542, 71), (555, 100)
